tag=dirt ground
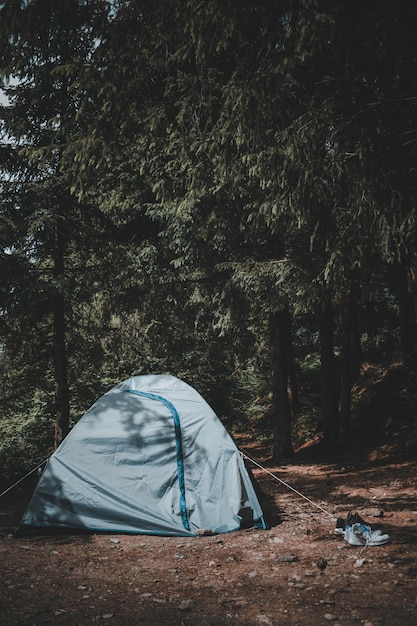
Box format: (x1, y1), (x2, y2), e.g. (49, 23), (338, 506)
(1, 441), (417, 626)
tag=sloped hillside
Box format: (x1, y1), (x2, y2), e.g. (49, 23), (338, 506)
(351, 362), (417, 461)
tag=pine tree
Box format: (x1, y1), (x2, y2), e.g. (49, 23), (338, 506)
(0, 0), (111, 447)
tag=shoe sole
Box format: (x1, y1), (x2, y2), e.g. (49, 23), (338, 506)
(345, 534), (390, 546)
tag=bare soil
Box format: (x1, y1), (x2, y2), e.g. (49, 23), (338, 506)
(1, 441), (417, 626)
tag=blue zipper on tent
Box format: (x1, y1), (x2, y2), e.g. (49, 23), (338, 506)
(123, 390), (191, 532)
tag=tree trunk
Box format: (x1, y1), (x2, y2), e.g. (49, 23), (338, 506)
(396, 252), (417, 367)
(270, 309), (295, 463)
(339, 292), (353, 443)
(53, 216), (70, 448)
(285, 308), (300, 420)
(319, 293), (339, 448)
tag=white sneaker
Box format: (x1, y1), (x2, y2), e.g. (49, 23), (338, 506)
(344, 523), (390, 546)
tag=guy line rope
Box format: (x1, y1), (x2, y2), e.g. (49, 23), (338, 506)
(240, 450), (335, 519)
(0, 458), (48, 498)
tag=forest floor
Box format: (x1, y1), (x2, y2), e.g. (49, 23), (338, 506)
(1, 438), (417, 626)
(1, 364), (417, 625)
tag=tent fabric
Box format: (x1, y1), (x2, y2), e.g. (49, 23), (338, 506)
(15, 375), (266, 537)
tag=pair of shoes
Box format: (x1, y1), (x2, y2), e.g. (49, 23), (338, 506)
(344, 522), (390, 547)
(334, 511), (381, 535)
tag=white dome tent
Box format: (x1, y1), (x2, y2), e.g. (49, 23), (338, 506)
(15, 375), (266, 537)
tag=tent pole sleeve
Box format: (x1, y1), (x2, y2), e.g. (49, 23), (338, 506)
(124, 390), (190, 531)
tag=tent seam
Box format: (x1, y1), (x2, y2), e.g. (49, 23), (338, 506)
(124, 389), (191, 532)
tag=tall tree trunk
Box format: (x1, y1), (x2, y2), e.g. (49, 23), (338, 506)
(270, 309), (294, 463)
(350, 302), (363, 383)
(319, 293), (339, 448)
(339, 292), (353, 443)
(396, 252), (417, 367)
(53, 216), (70, 448)
(285, 308), (300, 420)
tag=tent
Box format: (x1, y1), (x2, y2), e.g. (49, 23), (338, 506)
(15, 375), (266, 537)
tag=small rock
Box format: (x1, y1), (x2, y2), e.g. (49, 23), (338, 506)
(362, 508), (384, 518)
(178, 599), (193, 611)
(256, 615), (272, 624)
(324, 614), (338, 621)
(279, 555), (299, 562)
(288, 574), (302, 582)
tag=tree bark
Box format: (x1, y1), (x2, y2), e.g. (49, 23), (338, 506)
(319, 293), (339, 448)
(270, 309), (295, 463)
(53, 216), (70, 448)
(285, 308), (300, 420)
(339, 292), (353, 443)
(396, 252), (417, 367)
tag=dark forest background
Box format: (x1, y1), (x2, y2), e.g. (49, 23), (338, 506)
(1, 0), (417, 485)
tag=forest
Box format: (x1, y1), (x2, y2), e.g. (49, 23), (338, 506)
(1, 0), (417, 486)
